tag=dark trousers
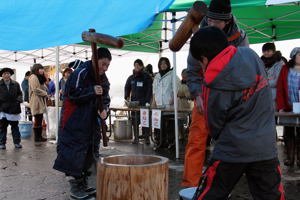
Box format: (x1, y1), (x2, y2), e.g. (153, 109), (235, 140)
(131, 111), (149, 139)
(194, 158), (284, 200)
(34, 114), (43, 128)
(0, 118), (21, 145)
(154, 114), (175, 146)
(284, 126), (300, 164)
(66, 145), (96, 179)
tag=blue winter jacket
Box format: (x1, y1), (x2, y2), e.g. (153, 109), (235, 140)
(53, 61), (110, 176)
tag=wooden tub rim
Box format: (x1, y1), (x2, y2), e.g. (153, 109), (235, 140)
(99, 154), (169, 167)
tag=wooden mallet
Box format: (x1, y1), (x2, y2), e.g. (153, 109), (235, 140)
(169, 1), (208, 52)
(82, 29), (124, 146)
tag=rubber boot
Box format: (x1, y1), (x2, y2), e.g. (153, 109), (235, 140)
(142, 127), (150, 145)
(37, 127), (47, 142)
(34, 127), (47, 142)
(132, 124), (139, 144)
(284, 136), (295, 166)
(296, 138), (300, 166)
(83, 176), (96, 196)
(69, 178), (89, 199)
(33, 128), (40, 142)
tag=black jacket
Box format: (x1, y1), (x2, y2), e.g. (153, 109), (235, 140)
(124, 71), (152, 106)
(0, 79), (23, 114)
(203, 46), (277, 163)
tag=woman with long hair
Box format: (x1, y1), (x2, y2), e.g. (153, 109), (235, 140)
(152, 57), (180, 149)
(29, 64), (48, 142)
(277, 47), (300, 166)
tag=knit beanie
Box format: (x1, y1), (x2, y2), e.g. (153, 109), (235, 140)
(207, 0), (232, 20)
(262, 43), (276, 52)
(290, 47), (300, 58)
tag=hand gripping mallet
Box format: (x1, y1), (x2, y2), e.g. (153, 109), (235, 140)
(82, 29), (124, 147)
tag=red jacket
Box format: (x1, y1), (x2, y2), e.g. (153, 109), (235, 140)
(276, 65), (292, 111)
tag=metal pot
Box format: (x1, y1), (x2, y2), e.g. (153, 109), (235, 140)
(113, 119), (132, 140)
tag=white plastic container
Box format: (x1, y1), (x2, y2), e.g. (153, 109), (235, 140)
(179, 187), (197, 200)
(293, 102), (300, 113)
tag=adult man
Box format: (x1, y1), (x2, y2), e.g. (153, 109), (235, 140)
(53, 48), (111, 200)
(190, 26), (284, 200)
(21, 71), (31, 103)
(0, 68), (23, 149)
(182, 0), (249, 187)
(21, 71), (32, 121)
(124, 59), (152, 144)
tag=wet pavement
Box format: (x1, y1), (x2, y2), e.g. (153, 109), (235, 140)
(0, 132), (300, 200)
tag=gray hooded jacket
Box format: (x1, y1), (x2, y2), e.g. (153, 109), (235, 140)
(203, 46), (277, 163)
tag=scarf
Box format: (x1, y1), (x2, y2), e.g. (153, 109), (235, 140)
(133, 69), (143, 77)
(37, 74), (47, 85)
(159, 68), (171, 77)
(261, 51), (283, 69)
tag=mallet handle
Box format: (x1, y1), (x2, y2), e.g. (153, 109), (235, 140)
(169, 1), (207, 52)
(82, 31), (124, 48)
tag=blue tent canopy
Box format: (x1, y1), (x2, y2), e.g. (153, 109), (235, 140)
(0, 0), (174, 51)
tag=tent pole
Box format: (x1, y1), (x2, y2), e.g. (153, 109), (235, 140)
(55, 46), (60, 143)
(171, 12), (180, 159)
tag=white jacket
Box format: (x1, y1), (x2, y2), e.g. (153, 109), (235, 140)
(153, 70), (180, 106)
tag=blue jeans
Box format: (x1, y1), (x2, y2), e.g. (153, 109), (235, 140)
(0, 118), (21, 145)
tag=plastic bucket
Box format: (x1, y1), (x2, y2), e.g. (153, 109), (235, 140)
(179, 187), (197, 200)
(18, 121), (33, 138)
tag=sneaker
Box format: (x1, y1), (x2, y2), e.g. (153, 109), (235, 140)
(83, 176), (96, 196)
(144, 137), (150, 145)
(69, 178), (89, 199)
(138, 135), (144, 139)
(0, 144), (6, 149)
(14, 144), (22, 149)
(132, 139), (139, 144)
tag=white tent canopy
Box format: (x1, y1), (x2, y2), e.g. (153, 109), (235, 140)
(266, 0), (299, 5)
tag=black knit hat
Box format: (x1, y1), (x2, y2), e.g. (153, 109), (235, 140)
(207, 0), (232, 20)
(262, 43), (276, 52)
(0, 68), (14, 76)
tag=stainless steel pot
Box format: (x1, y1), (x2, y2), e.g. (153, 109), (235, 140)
(113, 119), (132, 140)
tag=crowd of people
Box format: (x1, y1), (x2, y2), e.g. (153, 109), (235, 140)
(124, 57), (193, 149)
(1, 0), (300, 199)
(0, 61), (76, 148)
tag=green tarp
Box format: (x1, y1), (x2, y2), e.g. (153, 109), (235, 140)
(100, 0), (300, 53)
(169, 0), (300, 44)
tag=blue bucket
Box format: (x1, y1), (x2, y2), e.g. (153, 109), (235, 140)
(179, 187), (197, 200)
(18, 121), (33, 138)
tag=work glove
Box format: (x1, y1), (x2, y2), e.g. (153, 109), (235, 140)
(195, 95), (204, 114)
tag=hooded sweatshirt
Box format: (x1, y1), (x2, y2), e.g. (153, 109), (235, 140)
(203, 46), (277, 163)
